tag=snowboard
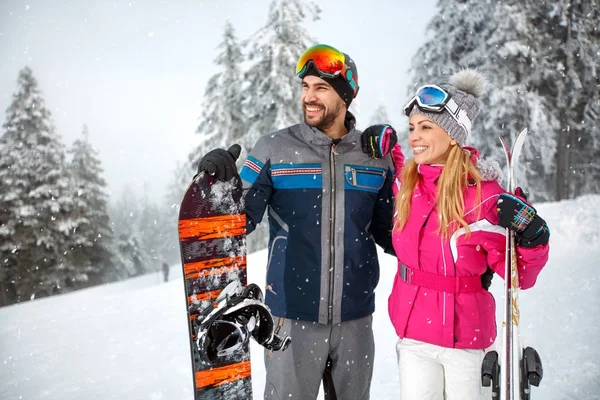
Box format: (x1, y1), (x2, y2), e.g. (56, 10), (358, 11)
(178, 172), (252, 399)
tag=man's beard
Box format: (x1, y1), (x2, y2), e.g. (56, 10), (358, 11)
(303, 101), (343, 132)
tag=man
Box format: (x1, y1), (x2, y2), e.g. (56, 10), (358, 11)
(197, 44), (396, 400)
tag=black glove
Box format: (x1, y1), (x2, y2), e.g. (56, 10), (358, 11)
(481, 266), (494, 291)
(361, 124), (398, 159)
(197, 144), (241, 181)
(496, 188), (550, 247)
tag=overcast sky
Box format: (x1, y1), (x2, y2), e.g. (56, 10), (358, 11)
(0, 0), (436, 203)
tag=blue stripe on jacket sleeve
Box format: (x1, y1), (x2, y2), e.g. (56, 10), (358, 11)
(240, 156), (264, 185)
(243, 158), (272, 235)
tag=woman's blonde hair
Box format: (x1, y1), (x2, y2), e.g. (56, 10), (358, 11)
(394, 145), (482, 238)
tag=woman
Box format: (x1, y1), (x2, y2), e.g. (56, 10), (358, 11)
(364, 70), (550, 399)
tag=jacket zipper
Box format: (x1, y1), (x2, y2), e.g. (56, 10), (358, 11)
(328, 142), (337, 324)
(351, 167), (385, 177)
(350, 167), (385, 183)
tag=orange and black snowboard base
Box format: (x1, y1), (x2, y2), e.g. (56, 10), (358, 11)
(178, 172), (252, 399)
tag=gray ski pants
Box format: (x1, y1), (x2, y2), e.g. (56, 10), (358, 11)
(263, 315), (374, 400)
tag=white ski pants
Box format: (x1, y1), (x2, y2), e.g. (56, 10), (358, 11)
(396, 338), (490, 400)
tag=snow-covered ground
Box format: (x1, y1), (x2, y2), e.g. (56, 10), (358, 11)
(1, 195), (599, 399)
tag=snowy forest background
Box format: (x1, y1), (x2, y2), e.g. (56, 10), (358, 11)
(1, 0), (599, 307)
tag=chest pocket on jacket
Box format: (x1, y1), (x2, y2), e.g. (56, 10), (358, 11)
(344, 165), (386, 193)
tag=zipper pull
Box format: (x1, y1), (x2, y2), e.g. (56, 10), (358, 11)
(331, 143), (339, 156)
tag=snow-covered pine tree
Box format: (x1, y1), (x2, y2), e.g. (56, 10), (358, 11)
(0, 67), (74, 305)
(543, 0), (600, 199)
(480, 0), (559, 200)
(189, 21), (246, 168)
(407, 0), (500, 165)
(408, 0), (598, 201)
(183, 21), (250, 253)
(241, 0), (321, 153)
(148, 206), (177, 266)
(408, 0), (495, 92)
(369, 101), (392, 126)
(162, 161), (190, 264)
(581, 97), (600, 195)
(137, 185), (167, 268)
(67, 124), (119, 287)
(109, 187), (148, 277)
(241, 0), (320, 252)
(114, 232), (147, 278)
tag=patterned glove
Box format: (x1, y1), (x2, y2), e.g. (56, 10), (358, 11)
(197, 144), (241, 181)
(496, 188), (550, 247)
(361, 124), (398, 159)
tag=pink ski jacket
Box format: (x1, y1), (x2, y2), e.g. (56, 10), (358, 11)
(388, 146), (549, 349)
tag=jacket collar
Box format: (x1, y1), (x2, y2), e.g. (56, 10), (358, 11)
(415, 146), (504, 195)
(299, 111), (360, 148)
(417, 164), (444, 194)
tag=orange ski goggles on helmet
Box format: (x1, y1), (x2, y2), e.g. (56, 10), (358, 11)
(296, 44), (359, 98)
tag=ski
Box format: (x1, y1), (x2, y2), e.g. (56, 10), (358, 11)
(499, 128), (526, 400)
(481, 128), (543, 399)
(178, 172), (252, 399)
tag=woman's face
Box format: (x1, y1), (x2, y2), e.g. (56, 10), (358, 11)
(408, 114), (456, 164)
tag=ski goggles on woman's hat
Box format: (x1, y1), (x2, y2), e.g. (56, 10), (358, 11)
(296, 44), (359, 98)
(404, 84), (472, 137)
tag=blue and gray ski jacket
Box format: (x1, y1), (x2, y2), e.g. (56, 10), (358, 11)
(240, 114), (395, 324)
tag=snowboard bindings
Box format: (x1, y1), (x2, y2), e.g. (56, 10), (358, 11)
(196, 281), (291, 364)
